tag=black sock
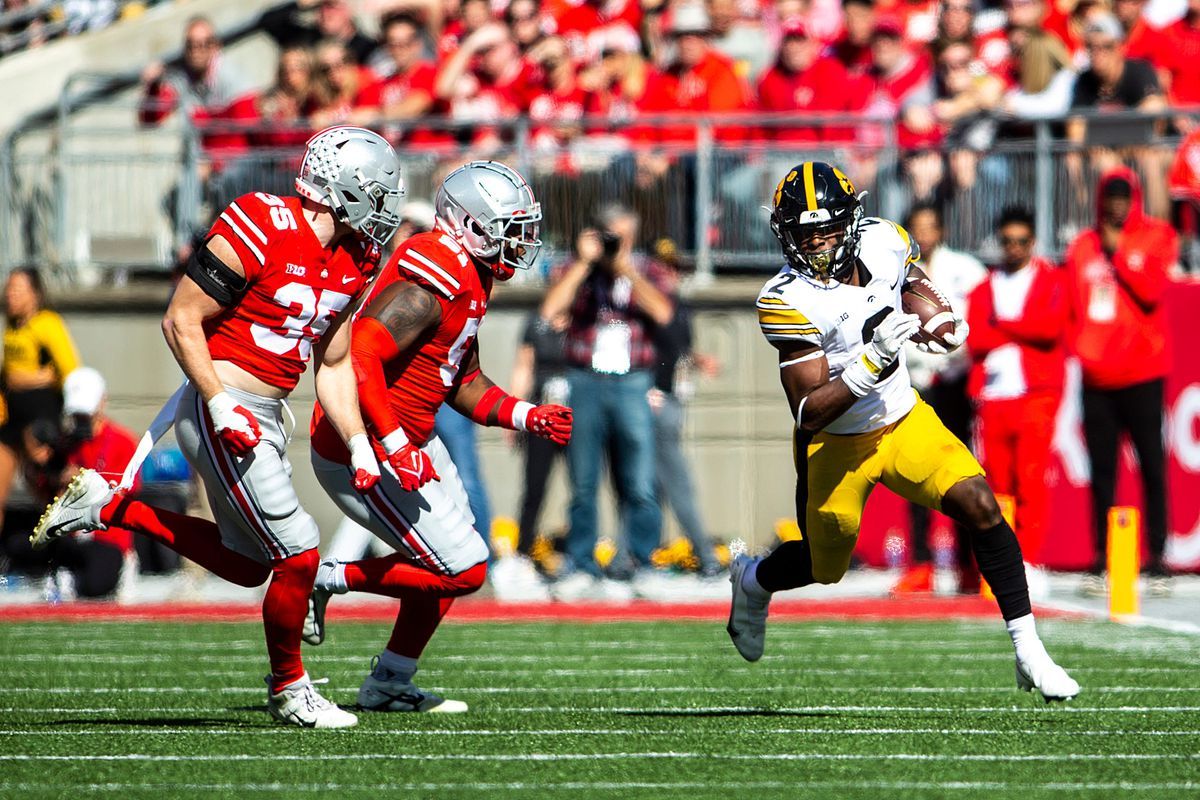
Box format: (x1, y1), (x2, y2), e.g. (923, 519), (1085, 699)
(971, 520), (1031, 621)
(755, 539), (815, 593)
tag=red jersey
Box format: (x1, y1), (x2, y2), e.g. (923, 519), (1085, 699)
(356, 62), (437, 111)
(203, 192), (376, 391)
(311, 229), (493, 462)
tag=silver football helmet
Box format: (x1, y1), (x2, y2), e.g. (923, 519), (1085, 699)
(434, 161), (542, 280)
(295, 126), (405, 248)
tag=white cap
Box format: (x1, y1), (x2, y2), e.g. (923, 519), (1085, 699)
(63, 367), (106, 416)
(668, 3), (711, 35)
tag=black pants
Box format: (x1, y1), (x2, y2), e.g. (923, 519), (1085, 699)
(516, 433), (566, 555)
(909, 376), (974, 570)
(2, 508), (123, 597)
(1082, 379), (1168, 573)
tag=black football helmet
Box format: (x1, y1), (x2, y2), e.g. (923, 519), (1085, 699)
(769, 161), (864, 281)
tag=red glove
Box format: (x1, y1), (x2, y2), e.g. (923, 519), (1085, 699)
(347, 434), (380, 492)
(207, 392), (262, 456)
(525, 404), (573, 446)
(381, 429), (439, 492)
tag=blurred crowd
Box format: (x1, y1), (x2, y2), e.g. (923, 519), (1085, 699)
(0, 0), (161, 57)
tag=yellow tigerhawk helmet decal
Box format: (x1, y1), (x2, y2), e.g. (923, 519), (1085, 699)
(832, 166), (856, 197)
(774, 169), (799, 208)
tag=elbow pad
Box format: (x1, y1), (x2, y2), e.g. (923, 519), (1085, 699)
(186, 245), (249, 306)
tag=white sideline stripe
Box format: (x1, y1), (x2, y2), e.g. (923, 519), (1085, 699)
(1, 753), (1195, 763)
(217, 213), (265, 265)
(1037, 597), (1200, 637)
(0, 653), (1041, 665)
(406, 248), (460, 289)
(229, 202), (267, 245)
(3, 727), (1198, 737)
(1, 782), (1197, 793)
(398, 258), (453, 297)
(2, 686), (1197, 695)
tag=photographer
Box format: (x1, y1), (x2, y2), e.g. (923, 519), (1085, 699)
(21, 368), (137, 599)
(540, 204), (674, 598)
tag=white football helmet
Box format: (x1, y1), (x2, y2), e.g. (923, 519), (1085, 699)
(434, 161), (542, 280)
(295, 126), (405, 248)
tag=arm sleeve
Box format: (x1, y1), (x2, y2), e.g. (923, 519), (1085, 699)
(35, 313), (81, 382)
(756, 294), (823, 350)
(351, 317), (406, 441)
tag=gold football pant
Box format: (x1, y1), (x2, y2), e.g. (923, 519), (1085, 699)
(795, 396), (985, 584)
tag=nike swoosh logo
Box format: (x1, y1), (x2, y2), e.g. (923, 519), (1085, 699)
(342, 276), (356, 284)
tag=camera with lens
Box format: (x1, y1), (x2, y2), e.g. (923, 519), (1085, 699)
(599, 228), (622, 260)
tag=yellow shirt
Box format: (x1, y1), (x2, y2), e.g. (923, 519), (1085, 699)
(2, 309), (80, 386)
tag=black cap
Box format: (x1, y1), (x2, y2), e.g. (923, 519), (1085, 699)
(1103, 177), (1133, 199)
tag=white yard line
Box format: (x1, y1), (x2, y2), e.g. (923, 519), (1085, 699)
(0, 752), (1194, 762)
(4, 702), (1198, 713)
(0, 685), (1196, 695)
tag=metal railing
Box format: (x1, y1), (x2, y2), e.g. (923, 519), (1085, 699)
(1, 101), (1195, 283)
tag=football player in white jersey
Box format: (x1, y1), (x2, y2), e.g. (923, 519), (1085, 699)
(727, 161), (1079, 702)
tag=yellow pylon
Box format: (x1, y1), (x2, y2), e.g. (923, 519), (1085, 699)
(981, 494), (1017, 602)
(1107, 506), (1140, 619)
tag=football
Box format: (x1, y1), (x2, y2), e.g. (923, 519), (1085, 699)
(901, 278), (957, 347)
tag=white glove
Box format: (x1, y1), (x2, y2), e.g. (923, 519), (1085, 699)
(347, 433), (381, 492)
(915, 313), (970, 354)
(841, 311), (921, 397)
(206, 392), (262, 456)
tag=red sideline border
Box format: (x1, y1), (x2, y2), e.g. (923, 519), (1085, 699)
(0, 596), (1080, 623)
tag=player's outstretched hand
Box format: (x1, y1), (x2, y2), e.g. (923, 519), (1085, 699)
(207, 392), (262, 456)
(527, 404), (573, 446)
(348, 434), (381, 492)
(388, 443), (440, 492)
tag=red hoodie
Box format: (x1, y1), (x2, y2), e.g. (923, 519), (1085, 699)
(966, 256), (1067, 401)
(1064, 167), (1177, 390)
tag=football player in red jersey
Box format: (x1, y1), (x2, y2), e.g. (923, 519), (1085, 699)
(306, 161), (572, 712)
(32, 126), (405, 729)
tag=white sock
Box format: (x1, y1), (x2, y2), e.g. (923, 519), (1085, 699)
(741, 560), (772, 601)
(318, 560), (349, 594)
(377, 649), (418, 683)
(1006, 614), (1047, 662)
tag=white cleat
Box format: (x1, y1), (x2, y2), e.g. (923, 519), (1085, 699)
(267, 675), (358, 728)
(490, 554), (551, 602)
(302, 559), (344, 646)
(727, 554), (770, 662)
(1016, 656), (1081, 703)
(357, 658), (468, 713)
(31, 469), (113, 549)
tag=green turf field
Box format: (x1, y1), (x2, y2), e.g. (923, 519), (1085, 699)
(0, 617), (1197, 799)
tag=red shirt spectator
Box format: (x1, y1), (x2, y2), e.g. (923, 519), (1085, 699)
(967, 211), (1067, 565)
(1157, 0), (1200, 105)
(861, 19), (939, 149)
(554, 0), (642, 60)
(208, 46), (314, 157)
(436, 24), (532, 146)
(757, 20), (863, 141)
(636, 3), (752, 142)
(1115, 0), (1165, 61)
(1064, 167), (1177, 391)
(1169, 127), (1200, 202)
(437, 0), (494, 60)
(138, 17), (247, 127)
(827, 0), (876, 75)
(306, 40), (376, 128)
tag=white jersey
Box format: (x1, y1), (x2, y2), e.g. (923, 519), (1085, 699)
(757, 217), (919, 435)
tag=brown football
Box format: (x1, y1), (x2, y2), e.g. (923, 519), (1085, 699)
(901, 278), (956, 347)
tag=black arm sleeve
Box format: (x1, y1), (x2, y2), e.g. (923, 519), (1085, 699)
(186, 245), (249, 307)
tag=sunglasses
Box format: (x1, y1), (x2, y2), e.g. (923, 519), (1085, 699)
(185, 38), (217, 49)
(1000, 235), (1032, 246)
(940, 58), (971, 69)
(943, 3), (973, 11)
(1085, 40), (1118, 52)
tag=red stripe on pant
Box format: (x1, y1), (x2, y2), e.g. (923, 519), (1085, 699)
(362, 479), (449, 574)
(197, 396), (284, 560)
